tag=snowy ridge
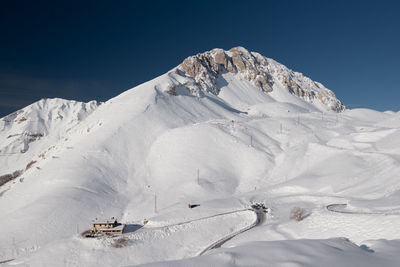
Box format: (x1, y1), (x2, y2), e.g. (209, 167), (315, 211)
(0, 98), (99, 176)
(171, 47), (345, 112)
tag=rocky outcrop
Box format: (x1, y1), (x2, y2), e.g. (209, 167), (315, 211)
(173, 46), (345, 112)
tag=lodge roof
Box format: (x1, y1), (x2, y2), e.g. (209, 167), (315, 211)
(99, 224), (125, 232)
(92, 217), (117, 224)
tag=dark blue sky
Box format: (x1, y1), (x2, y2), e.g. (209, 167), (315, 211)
(1, 0), (399, 116)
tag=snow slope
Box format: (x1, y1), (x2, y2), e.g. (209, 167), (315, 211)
(142, 238), (400, 267)
(0, 98), (99, 177)
(0, 48), (399, 266)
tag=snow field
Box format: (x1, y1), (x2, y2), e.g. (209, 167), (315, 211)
(0, 60), (399, 266)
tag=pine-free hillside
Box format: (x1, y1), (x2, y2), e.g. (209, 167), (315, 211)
(1, 47), (399, 267)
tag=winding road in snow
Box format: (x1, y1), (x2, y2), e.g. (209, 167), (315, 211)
(198, 207), (265, 256)
(151, 208), (252, 228)
(124, 207), (263, 257)
(327, 204), (400, 215)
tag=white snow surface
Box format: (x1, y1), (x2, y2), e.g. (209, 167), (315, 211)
(1, 54), (400, 266)
(0, 98), (99, 175)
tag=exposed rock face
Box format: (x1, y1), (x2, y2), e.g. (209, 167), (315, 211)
(174, 46), (345, 112)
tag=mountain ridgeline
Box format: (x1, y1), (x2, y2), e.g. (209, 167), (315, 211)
(170, 47), (345, 112)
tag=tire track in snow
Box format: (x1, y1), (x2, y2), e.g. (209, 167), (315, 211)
(122, 208), (260, 258)
(327, 204), (400, 215)
(140, 208), (251, 230)
(121, 208), (255, 245)
(197, 208), (264, 256)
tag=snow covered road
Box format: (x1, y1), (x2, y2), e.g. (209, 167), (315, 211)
(327, 203), (400, 215)
(21, 209), (258, 266)
(198, 208), (263, 255)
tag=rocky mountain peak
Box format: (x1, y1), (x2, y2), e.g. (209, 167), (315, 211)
(174, 47), (345, 112)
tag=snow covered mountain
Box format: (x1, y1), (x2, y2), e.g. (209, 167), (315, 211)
(0, 98), (99, 186)
(172, 47), (345, 112)
(0, 47), (343, 185)
(1, 47), (399, 267)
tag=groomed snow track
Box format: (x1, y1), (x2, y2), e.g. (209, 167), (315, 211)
(123, 208), (261, 257)
(198, 208), (263, 256)
(327, 204), (400, 215)
(148, 208), (252, 229)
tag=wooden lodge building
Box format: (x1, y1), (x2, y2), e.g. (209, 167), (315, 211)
(92, 217), (125, 235)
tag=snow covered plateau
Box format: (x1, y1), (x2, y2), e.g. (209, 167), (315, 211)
(1, 47), (400, 266)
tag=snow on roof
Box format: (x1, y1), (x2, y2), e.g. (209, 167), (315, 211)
(92, 217), (117, 224)
(99, 224), (125, 231)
